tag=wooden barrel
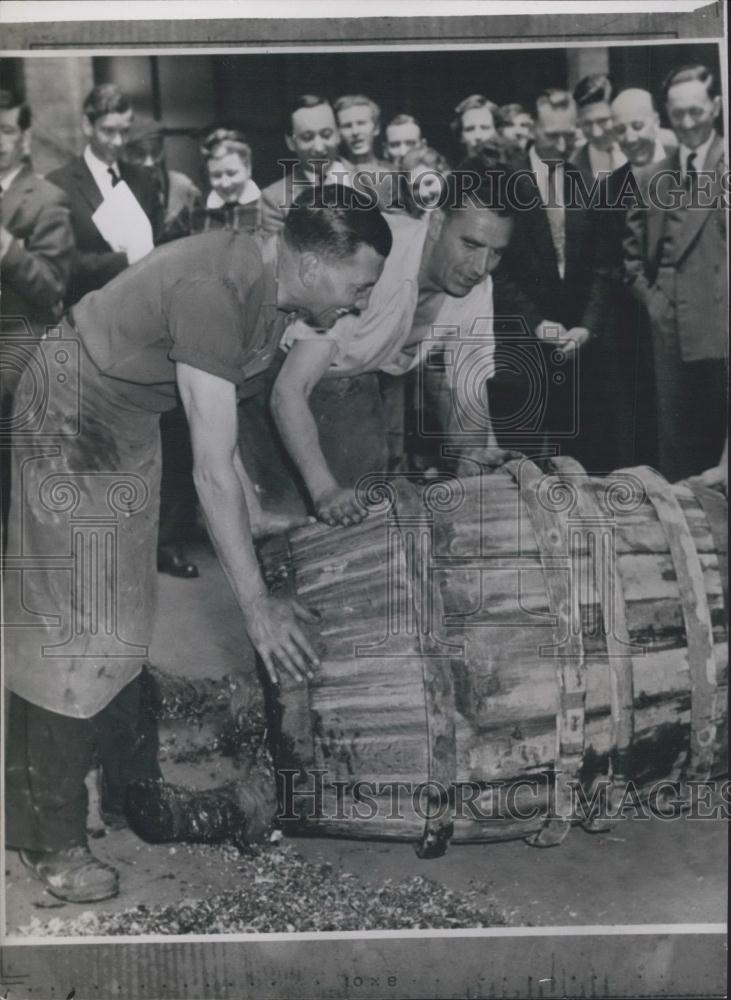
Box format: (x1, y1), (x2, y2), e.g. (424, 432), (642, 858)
(259, 459), (728, 855)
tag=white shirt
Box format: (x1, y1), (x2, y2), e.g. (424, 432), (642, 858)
(529, 144), (566, 209)
(83, 145), (121, 200)
(281, 211), (497, 383)
(679, 131), (716, 179)
(587, 142), (627, 178)
(281, 212), (426, 376)
(529, 144), (566, 279)
(206, 178), (261, 209)
(0, 163), (25, 194)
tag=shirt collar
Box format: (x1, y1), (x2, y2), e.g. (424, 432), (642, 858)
(680, 131), (716, 174)
(83, 144), (119, 183)
(529, 144), (564, 175)
(206, 178), (261, 209)
(528, 145), (566, 208)
(0, 163), (25, 193)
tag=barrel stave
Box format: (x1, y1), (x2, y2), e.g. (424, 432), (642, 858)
(261, 467), (727, 846)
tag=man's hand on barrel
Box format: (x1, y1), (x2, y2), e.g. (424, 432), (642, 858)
(313, 485), (368, 527)
(251, 509), (316, 540)
(244, 595), (321, 685)
(688, 462), (728, 493)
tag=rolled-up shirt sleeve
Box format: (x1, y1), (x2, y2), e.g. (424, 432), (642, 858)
(167, 277), (248, 383)
(280, 315), (351, 367)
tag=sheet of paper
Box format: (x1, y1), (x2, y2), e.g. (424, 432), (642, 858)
(91, 180), (154, 261)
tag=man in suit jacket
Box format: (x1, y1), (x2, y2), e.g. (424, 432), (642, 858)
(491, 89), (603, 465)
(260, 94), (350, 236)
(624, 64), (727, 483)
(585, 88), (671, 470)
(1, 88), (75, 536)
(571, 74), (626, 191)
(47, 83), (161, 306)
(1, 90), (73, 334)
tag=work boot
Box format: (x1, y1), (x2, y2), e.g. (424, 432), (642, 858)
(19, 845), (119, 903)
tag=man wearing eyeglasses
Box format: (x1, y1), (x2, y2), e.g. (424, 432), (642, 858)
(623, 63), (727, 485)
(571, 74), (626, 188)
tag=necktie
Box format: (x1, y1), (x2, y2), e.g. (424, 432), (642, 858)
(545, 163), (566, 279)
(108, 166), (121, 187)
(685, 151), (697, 194)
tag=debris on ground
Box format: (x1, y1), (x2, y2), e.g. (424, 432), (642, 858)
(17, 843), (513, 936)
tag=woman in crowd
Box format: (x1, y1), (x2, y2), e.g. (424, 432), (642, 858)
(451, 94), (499, 157)
(198, 128), (262, 232)
(495, 103), (534, 149)
(162, 128), (262, 239)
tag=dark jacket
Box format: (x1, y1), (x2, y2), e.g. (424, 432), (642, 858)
(492, 152), (602, 334)
(489, 151), (606, 460)
(1, 163), (74, 332)
(623, 134), (726, 362)
(46, 154), (162, 305)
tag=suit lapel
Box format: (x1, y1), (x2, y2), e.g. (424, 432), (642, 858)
(0, 165), (35, 229)
(671, 133), (725, 261)
(72, 156), (104, 214)
(646, 147), (680, 266)
(563, 164), (589, 272)
(521, 162), (560, 280)
(119, 161), (143, 202)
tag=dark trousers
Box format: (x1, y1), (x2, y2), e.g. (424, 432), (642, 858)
(651, 319), (728, 483)
(580, 291), (657, 473)
(5, 670), (161, 852)
(488, 337), (577, 460)
(158, 405), (198, 549)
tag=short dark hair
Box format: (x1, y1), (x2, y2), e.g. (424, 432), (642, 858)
(534, 88), (575, 117)
(284, 94), (333, 136)
(451, 94), (499, 138)
(0, 88), (31, 130)
(443, 146), (516, 218)
(573, 74), (613, 109)
(385, 112), (421, 132)
(83, 83), (131, 124)
(662, 63), (720, 102)
(284, 184), (392, 262)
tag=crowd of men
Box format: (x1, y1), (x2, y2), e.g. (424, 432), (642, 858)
(0, 61), (727, 904)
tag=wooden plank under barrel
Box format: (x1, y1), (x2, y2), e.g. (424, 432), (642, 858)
(259, 460), (728, 855)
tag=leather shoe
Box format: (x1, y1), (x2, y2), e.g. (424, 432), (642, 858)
(20, 845), (119, 902)
(157, 546), (199, 578)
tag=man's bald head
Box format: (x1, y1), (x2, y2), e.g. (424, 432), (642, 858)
(611, 88), (660, 167)
(612, 88), (655, 118)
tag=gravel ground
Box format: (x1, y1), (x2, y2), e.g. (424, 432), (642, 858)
(16, 841), (513, 936)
